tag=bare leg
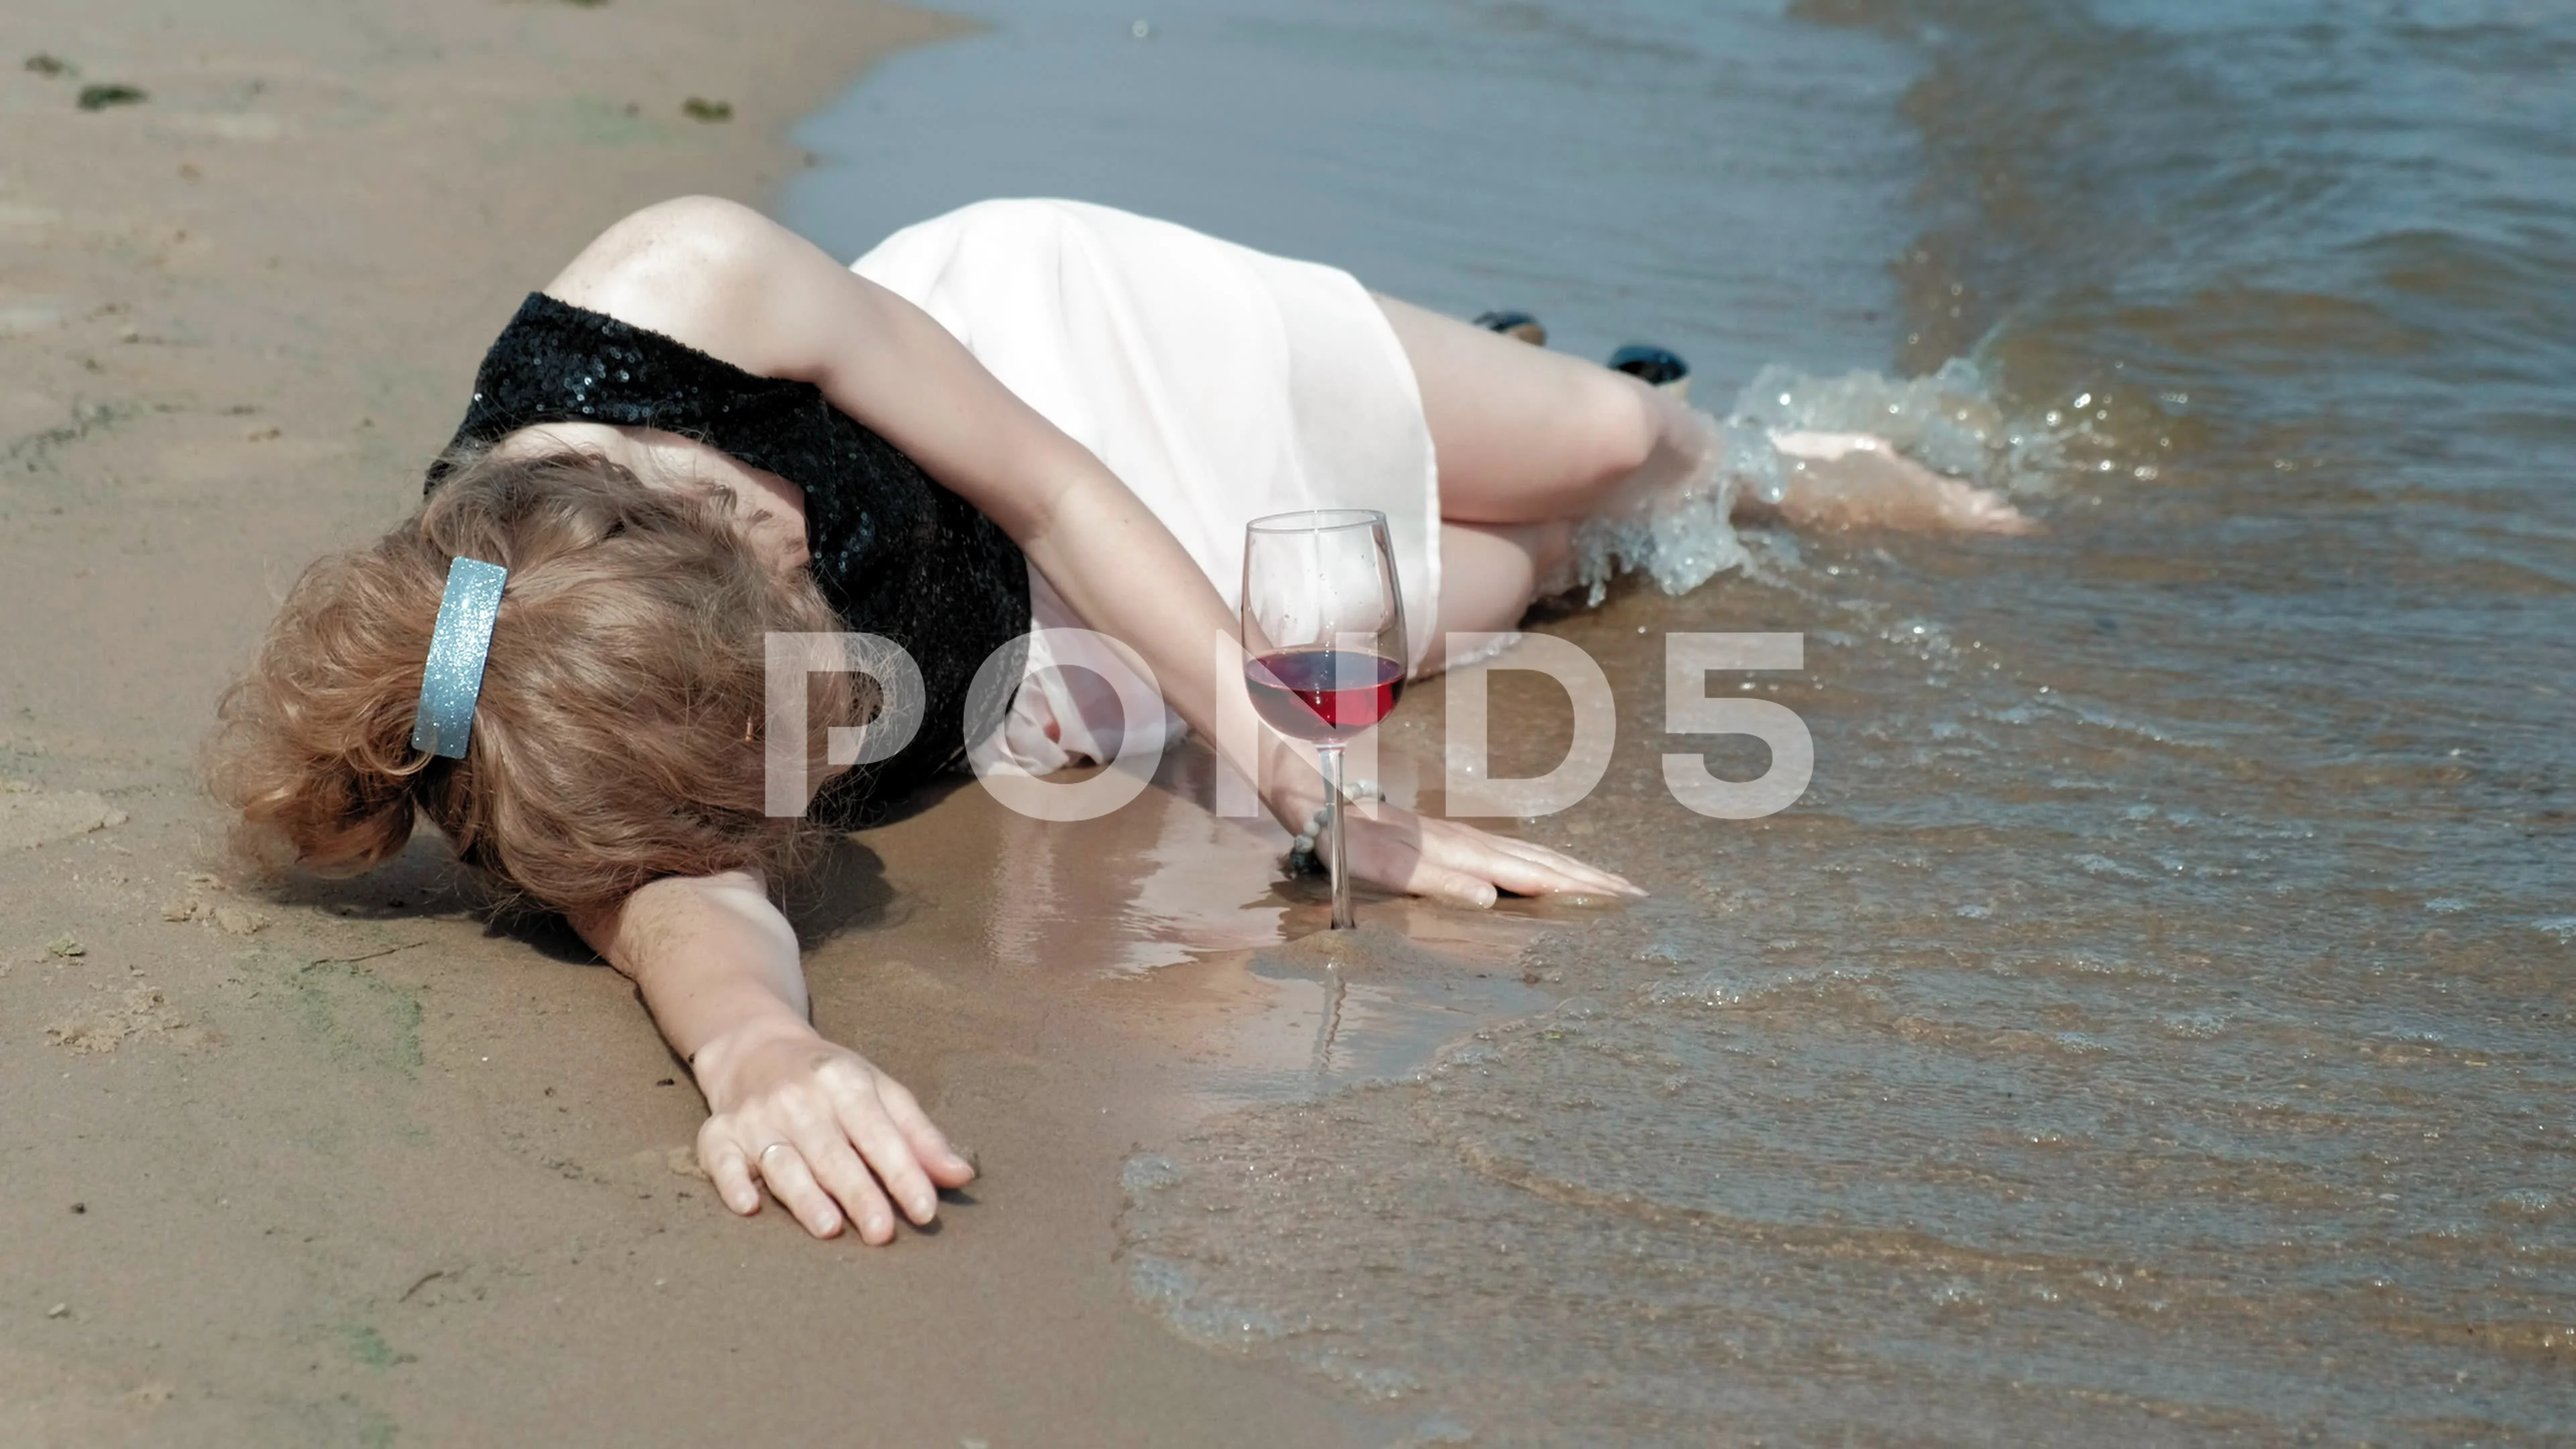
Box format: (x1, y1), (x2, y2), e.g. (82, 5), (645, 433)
(1760, 431), (2034, 534)
(1375, 293), (1703, 526)
(1375, 293), (2034, 669)
(1429, 521), (1570, 672)
(1377, 294), (1715, 672)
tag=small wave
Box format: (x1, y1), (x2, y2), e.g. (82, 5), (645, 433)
(1120, 1152), (1183, 1196)
(1127, 1252), (1289, 1348)
(1735, 357), (2037, 486)
(2160, 1010), (2233, 1040)
(1558, 354), (2090, 603)
(2487, 1188), (2558, 1220)
(1638, 963), (1886, 1010)
(2074, 853), (2153, 881)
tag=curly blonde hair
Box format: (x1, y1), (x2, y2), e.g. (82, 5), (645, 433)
(208, 449), (858, 917)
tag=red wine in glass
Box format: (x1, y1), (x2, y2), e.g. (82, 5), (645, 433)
(1244, 647), (1405, 743)
(1240, 508), (1409, 931)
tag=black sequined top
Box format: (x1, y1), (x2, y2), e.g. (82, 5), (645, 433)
(429, 292), (1030, 823)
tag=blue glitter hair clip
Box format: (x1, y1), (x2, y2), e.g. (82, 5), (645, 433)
(411, 557), (508, 760)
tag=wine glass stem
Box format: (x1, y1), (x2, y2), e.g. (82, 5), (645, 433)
(1320, 743), (1354, 930)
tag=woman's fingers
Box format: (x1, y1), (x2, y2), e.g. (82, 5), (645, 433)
(1484, 831), (1632, 881)
(826, 1073), (941, 1228)
(699, 1129), (763, 1216)
(791, 1117), (900, 1244)
(872, 1076), (979, 1189)
(692, 1038), (971, 1244)
(751, 1136), (853, 1240)
(1342, 811), (1644, 904)
(1464, 833), (1642, 895)
(1410, 863), (1499, 908)
(1467, 847), (1612, 898)
(1415, 820), (1644, 898)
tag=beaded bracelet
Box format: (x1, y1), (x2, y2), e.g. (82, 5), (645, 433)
(1286, 780), (1380, 875)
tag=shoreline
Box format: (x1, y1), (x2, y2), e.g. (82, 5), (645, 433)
(0, 2), (1380, 1441)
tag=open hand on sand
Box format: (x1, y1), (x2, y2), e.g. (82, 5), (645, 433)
(689, 1020), (977, 1242)
(1765, 429), (2035, 535)
(1342, 804), (1645, 908)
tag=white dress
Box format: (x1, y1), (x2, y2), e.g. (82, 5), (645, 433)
(849, 199), (1442, 773)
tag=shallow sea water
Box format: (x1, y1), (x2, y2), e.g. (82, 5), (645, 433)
(790, 2), (2575, 1441)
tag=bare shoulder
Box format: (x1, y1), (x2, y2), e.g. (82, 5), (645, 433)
(539, 197), (894, 380)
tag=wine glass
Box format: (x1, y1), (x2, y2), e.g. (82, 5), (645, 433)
(1241, 508), (1408, 930)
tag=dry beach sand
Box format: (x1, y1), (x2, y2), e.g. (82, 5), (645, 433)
(0, 1), (1441, 1441)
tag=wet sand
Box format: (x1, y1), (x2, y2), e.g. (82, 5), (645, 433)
(783, 3), (2576, 1441)
(0, 2), (1399, 1442)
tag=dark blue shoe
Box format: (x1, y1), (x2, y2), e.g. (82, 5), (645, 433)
(1609, 343), (1691, 400)
(1473, 310), (1548, 346)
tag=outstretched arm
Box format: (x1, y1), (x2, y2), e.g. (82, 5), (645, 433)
(570, 872), (975, 1241)
(547, 197), (1637, 905)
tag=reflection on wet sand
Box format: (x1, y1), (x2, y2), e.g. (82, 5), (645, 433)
(977, 742), (1566, 1116)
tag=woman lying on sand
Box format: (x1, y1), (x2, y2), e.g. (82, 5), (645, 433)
(212, 197), (2025, 1243)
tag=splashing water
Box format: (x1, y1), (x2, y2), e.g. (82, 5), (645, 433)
(1566, 356), (2086, 602)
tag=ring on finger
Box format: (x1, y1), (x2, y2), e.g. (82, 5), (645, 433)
(757, 1140), (792, 1173)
